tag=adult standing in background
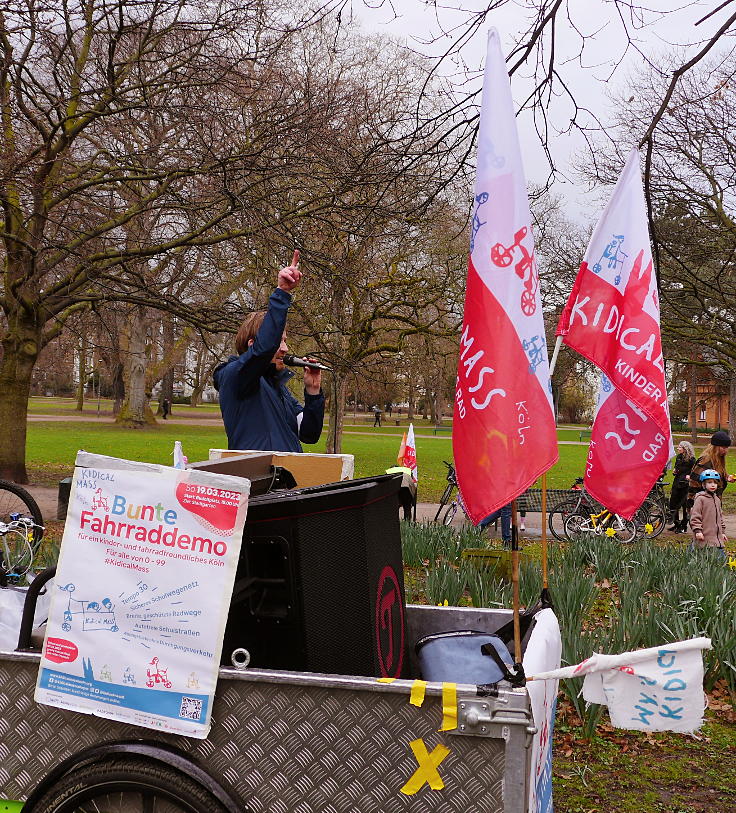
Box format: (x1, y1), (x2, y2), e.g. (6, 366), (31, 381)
(668, 440), (695, 532)
(213, 252), (325, 452)
(687, 431), (734, 508)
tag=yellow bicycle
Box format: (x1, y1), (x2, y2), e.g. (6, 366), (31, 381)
(563, 506), (636, 543)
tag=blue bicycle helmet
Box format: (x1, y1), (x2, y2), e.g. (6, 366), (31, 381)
(699, 469), (721, 482)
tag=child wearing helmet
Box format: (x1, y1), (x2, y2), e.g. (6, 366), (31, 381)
(689, 469), (728, 553)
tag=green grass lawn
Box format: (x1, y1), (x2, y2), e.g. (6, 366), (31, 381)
(24, 409), (736, 510)
(28, 396), (222, 419)
(25, 419), (590, 500)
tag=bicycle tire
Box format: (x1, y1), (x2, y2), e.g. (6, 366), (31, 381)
(29, 756), (230, 813)
(2, 529), (33, 577)
(548, 497), (584, 541)
(612, 516), (636, 544)
(0, 480), (44, 542)
(442, 501), (458, 526)
(636, 499), (666, 538)
(562, 512), (589, 539)
(434, 482), (455, 522)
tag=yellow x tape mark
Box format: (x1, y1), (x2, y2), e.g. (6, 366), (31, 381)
(400, 738), (451, 795)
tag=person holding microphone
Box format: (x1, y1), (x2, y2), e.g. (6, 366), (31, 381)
(213, 252), (325, 452)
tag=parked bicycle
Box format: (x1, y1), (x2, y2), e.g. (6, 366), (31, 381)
(633, 478), (667, 538)
(563, 506), (637, 543)
(547, 478), (599, 541)
(434, 461), (467, 525)
(548, 476), (667, 542)
(0, 479), (44, 540)
(0, 517), (44, 587)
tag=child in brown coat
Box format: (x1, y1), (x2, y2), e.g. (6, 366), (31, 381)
(690, 469), (728, 556)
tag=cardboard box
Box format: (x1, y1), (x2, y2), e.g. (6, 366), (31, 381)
(208, 449), (353, 488)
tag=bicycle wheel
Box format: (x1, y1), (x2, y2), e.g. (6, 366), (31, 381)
(434, 483), (455, 522)
(549, 498), (583, 541)
(30, 757), (230, 813)
(562, 512), (589, 539)
(0, 480), (44, 541)
(611, 515), (636, 544)
(442, 501), (458, 526)
(636, 499), (666, 538)
(2, 529), (33, 577)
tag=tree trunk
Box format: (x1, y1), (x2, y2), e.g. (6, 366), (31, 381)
(76, 333), (88, 411)
(430, 389), (440, 425)
(111, 363), (125, 414)
(729, 373), (736, 439)
(116, 306), (156, 427)
(159, 368), (175, 414)
(157, 316), (175, 415)
(325, 373), (347, 454)
(689, 364), (698, 444)
(0, 322), (42, 482)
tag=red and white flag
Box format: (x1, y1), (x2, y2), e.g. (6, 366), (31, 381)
(402, 423), (418, 482)
(557, 148), (673, 518)
(452, 29), (558, 525)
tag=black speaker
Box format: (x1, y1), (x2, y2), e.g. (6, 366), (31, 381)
(222, 474), (408, 678)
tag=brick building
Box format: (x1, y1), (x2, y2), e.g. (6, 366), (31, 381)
(690, 372), (731, 430)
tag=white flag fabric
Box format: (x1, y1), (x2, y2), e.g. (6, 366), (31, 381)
(173, 440), (187, 470)
(522, 609), (561, 813)
(452, 27), (557, 525)
(529, 638), (711, 734)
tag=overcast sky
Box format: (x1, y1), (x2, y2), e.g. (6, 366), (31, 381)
(354, 0), (736, 223)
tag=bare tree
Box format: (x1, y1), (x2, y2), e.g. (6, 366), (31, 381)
(0, 0), (356, 479)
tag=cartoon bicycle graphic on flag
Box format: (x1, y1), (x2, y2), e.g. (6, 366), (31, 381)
(490, 225), (540, 315)
(58, 583), (119, 633)
(593, 234), (628, 284)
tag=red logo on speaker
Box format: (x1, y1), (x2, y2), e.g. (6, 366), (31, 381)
(375, 565), (404, 678)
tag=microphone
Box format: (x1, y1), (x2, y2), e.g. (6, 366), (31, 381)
(282, 354), (332, 373)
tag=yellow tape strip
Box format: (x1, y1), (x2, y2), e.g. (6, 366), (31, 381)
(410, 680), (427, 707)
(439, 682), (458, 731)
(377, 677), (396, 683)
(400, 738), (451, 795)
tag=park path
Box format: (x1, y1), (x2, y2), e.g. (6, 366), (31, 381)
(27, 412), (593, 444)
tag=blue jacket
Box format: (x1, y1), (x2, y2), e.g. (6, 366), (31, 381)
(213, 288), (325, 453)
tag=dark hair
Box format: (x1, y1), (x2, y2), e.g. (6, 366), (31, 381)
(235, 311), (266, 355)
(711, 430), (732, 448)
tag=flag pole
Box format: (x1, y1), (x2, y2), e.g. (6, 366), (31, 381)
(549, 335), (563, 377)
(510, 499), (522, 662)
(538, 335), (563, 608)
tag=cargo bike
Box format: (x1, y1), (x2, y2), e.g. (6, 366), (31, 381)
(1, 463), (552, 813)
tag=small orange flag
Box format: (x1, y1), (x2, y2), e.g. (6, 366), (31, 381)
(397, 432), (407, 466)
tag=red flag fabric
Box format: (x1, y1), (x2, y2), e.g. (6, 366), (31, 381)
(557, 149), (672, 517)
(452, 29), (558, 525)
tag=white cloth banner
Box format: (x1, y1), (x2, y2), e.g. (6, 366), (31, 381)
(522, 608), (562, 813)
(530, 638), (711, 734)
(0, 585), (51, 652)
(35, 452), (250, 738)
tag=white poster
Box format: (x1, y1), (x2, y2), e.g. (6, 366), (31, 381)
(35, 452), (250, 738)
